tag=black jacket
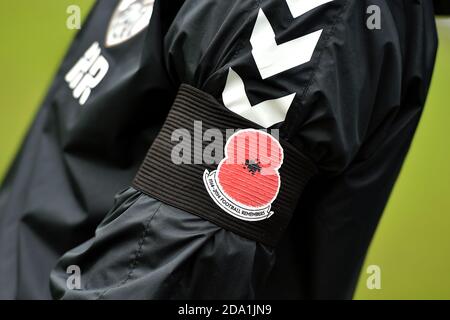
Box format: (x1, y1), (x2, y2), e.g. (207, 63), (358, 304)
(0, 0), (438, 299)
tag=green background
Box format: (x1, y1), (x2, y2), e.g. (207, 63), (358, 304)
(0, 1), (449, 300)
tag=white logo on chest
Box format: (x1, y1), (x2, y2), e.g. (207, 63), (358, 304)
(106, 0), (155, 47)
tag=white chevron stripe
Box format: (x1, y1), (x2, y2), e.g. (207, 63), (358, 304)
(250, 9), (322, 79)
(285, 0), (334, 18)
(222, 68), (296, 128)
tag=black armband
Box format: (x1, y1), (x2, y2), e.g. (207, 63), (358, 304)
(133, 85), (317, 247)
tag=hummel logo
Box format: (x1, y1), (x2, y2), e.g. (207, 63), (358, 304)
(285, 0), (333, 18)
(222, 0), (334, 128)
(222, 68), (296, 128)
(250, 8), (323, 79)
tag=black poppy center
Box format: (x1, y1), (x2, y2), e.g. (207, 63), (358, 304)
(243, 159), (262, 175)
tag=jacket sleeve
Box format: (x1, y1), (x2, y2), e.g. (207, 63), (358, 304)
(50, 0), (435, 299)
